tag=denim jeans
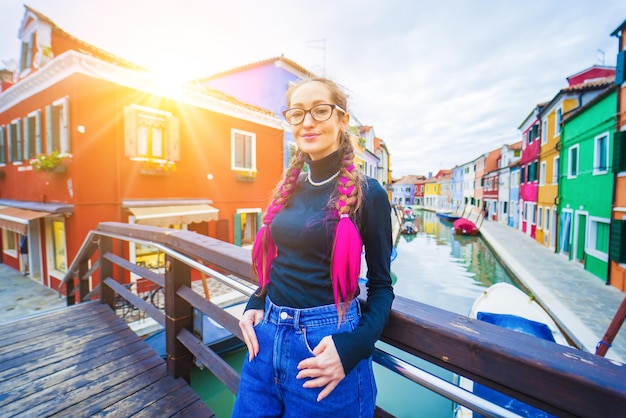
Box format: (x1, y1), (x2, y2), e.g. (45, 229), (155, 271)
(232, 297), (377, 418)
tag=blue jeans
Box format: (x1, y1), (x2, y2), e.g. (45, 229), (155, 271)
(232, 298), (377, 418)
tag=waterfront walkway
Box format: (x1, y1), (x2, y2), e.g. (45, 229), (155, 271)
(480, 220), (626, 363)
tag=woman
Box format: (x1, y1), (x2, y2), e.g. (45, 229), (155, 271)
(233, 77), (394, 417)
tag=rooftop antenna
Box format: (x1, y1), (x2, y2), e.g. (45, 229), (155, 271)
(597, 49), (605, 65)
(307, 39), (326, 76)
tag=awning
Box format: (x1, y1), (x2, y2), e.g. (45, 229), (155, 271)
(128, 204), (219, 227)
(0, 207), (52, 234)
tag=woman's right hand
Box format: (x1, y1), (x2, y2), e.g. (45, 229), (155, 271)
(239, 309), (264, 360)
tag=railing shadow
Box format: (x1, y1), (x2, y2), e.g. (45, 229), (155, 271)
(60, 222), (626, 418)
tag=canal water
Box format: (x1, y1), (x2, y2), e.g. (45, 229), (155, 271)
(196, 209), (520, 417)
(376, 209), (519, 418)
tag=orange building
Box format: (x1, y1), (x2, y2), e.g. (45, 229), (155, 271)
(610, 19), (626, 292)
(0, 7), (284, 293)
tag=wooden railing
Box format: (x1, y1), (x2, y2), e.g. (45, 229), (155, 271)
(61, 222), (626, 418)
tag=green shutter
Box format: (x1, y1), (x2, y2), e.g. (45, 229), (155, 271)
(35, 110), (42, 155)
(0, 126), (5, 164)
(23, 118), (29, 161)
(613, 131), (626, 173)
(256, 212), (264, 232)
(609, 219), (626, 263)
(616, 50), (626, 86)
(234, 213), (242, 247)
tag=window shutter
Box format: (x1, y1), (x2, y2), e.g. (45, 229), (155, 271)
(23, 118), (30, 161)
(16, 120), (22, 161)
(256, 212), (264, 232)
(0, 126), (5, 164)
(616, 50), (626, 86)
(614, 131), (626, 173)
(45, 105), (53, 153)
(234, 213), (242, 247)
(166, 116), (180, 162)
(35, 110), (42, 154)
(61, 96), (70, 153)
(124, 106), (138, 158)
(610, 219), (626, 263)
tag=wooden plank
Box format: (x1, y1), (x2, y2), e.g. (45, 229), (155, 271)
(0, 337), (147, 396)
(103, 252), (165, 288)
(131, 380), (202, 417)
(92, 376), (189, 417)
(171, 398), (216, 417)
(4, 347), (161, 416)
(0, 310), (124, 361)
(47, 363), (170, 417)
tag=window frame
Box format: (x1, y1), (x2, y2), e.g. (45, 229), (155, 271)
(554, 107), (562, 137)
(0, 125), (6, 165)
(46, 97), (71, 155)
(587, 216), (609, 262)
(593, 132), (609, 175)
(553, 156), (560, 184)
(539, 161), (546, 186)
(46, 217), (68, 279)
(231, 128), (257, 172)
(537, 206), (544, 230)
(23, 109), (42, 161)
(541, 120), (548, 145)
(568, 144), (579, 179)
(8, 118), (22, 164)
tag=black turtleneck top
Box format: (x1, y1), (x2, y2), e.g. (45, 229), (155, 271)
(245, 150), (394, 374)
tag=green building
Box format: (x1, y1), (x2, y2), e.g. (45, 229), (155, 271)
(558, 87), (616, 282)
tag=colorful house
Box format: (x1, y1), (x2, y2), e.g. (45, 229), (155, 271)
(0, 7), (284, 292)
(538, 66), (615, 249)
(609, 19), (626, 292)
(509, 162), (521, 228)
(559, 86), (616, 281)
(451, 165), (464, 212)
(496, 142), (522, 225)
(518, 104), (544, 237)
(482, 148), (501, 221)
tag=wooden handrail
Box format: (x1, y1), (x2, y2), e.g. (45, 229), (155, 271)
(64, 222), (626, 418)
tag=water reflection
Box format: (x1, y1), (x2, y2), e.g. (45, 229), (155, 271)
(393, 209), (516, 316)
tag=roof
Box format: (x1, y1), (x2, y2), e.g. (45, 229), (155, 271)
(560, 76), (615, 93)
(563, 85), (616, 123)
(23, 6), (145, 71)
(611, 18), (626, 37)
(199, 55), (314, 82)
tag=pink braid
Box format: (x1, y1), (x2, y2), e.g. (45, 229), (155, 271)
(252, 153), (305, 288)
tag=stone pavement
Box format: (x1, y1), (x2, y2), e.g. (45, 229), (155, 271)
(0, 264), (66, 322)
(480, 220), (626, 363)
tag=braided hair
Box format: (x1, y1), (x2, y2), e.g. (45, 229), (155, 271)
(251, 77), (365, 320)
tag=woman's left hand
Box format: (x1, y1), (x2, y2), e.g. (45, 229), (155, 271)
(296, 336), (345, 401)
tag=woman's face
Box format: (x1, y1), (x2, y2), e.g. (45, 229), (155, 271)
(288, 81), (349, 161)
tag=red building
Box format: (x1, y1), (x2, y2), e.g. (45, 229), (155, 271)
(482, 148), (501, 221)
(0, 7), (285, 293)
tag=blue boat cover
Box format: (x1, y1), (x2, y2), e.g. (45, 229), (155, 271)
(477, 312), (556, 343)
(472, 312), (557, 418)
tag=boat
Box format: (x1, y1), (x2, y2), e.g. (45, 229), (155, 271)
(401, 221), (417, 235)
(453, 217), (480, 236)
(436, 209), (462, 222)
(454, 283), (569, 418)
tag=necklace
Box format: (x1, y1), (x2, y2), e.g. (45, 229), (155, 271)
(307, 170), (340, 187)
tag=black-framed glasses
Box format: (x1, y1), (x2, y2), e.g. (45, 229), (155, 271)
(282, 104), (346, 125)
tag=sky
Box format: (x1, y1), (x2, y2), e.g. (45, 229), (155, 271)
(1, 1), (625, 178)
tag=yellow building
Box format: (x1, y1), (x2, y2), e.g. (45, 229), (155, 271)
(537, 68), (615, 249)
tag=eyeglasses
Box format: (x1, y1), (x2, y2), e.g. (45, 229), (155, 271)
(282, 104), (346, 125)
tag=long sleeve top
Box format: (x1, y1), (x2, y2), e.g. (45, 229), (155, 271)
(245, 150), (395, 374)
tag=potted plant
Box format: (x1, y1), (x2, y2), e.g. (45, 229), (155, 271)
(30, 151), (71, 172)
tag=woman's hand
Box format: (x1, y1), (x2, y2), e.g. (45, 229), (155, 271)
(296, 336), (346, 401)
(239, 309), (264, 360)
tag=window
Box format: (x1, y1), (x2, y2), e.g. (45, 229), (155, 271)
(232, 129), (256, 171)
(527, 161), (538, 182)
(537, 207), (543, 229)
(234, 210), (262, 247)
(555, 108), (562, 137)
(542, 120), (548, 145)
(124, 104), (179, 162)
(0, 126), (5, 165)
(20, 31), (34, 72)
(23, 110), (42, 160)
(588, 218), (610, 262)
(545, 208), (551, 231)
(568, 145), (579, 178)
(594, 132), (609, 175)
(2, 229), (17, 256)
(8, 119), (21, 163)
(47, 218), (67, 273)
(553, 156), (560, 184)
(539, 161), (546, 185)
(46, 97), (71, 154)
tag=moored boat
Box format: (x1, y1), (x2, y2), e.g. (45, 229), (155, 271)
(436, 209), (462, 222)
(454, 283), (569, 418)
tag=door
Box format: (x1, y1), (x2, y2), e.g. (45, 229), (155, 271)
(575, 213), (587, 265)
(559, 211), (572, 256)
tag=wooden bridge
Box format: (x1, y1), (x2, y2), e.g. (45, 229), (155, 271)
(0, 301), (212, 417)
(1, 221), (625, 417)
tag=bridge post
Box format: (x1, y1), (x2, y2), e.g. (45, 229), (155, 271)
(99, 235), (115, 309)
(164, 254), (193, 382)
